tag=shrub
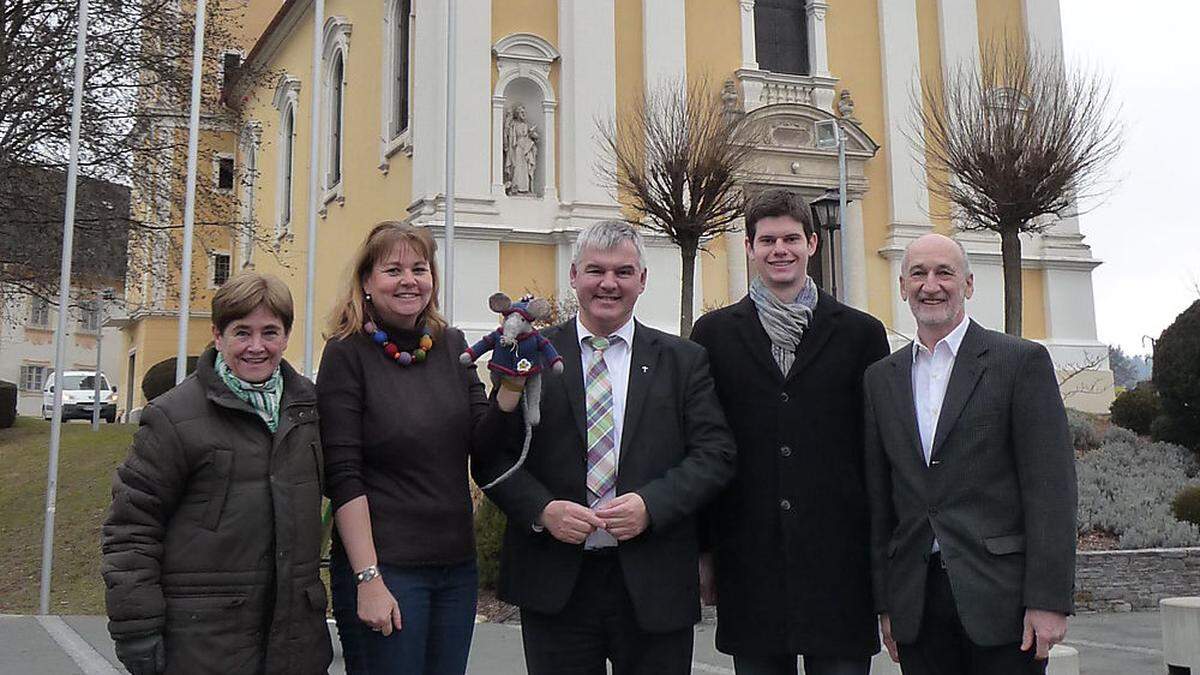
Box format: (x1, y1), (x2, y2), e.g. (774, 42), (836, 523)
(1152, 299), (1200, 451)
(1103, 424), (1138, 446)
(0, 380), (16, 428)
(1173, 486), (1200, 527)
(474, 495), (507, 590)
(1077, 436), (1200, 549)
(1066, 408), (1102, 452)
(140, 356), (199, 403)
(1109, 383), (1160, 436)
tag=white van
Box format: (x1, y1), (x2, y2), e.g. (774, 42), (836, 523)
(42, 371), (118, 423)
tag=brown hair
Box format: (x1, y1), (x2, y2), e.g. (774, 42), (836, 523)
(325, 221), (447, 340)
(744, 188), (815, 241)
(211, 272), (295, 333)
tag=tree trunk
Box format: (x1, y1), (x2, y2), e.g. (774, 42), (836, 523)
(679, 245), (696, 337)
(999, 225), (1023, 337)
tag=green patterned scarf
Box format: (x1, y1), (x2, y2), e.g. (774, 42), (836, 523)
(215, 352), (283, 432)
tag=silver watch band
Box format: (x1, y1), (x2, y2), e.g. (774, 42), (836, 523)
(354, 564), (381, 585)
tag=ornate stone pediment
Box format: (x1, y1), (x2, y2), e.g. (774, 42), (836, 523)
(740, 102), (879, 197)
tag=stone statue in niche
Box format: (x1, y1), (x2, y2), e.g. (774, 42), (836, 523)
(504, 104), (540, 196)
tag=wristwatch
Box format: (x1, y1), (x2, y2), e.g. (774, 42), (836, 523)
(354, 565), (381, 585)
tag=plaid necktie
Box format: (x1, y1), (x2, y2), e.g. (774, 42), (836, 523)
(584, 335), (619, 504)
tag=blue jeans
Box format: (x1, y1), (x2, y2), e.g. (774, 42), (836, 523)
(331, 551), (477, 675)
(733, 654), (871, 675)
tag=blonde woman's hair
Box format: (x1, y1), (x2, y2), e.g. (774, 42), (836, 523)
(325, 221), (447, 340)
(212, 272), (294, 333)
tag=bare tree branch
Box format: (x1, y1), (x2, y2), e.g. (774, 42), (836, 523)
(911, 40), (1122, 336)
(596, 77), (761, 335)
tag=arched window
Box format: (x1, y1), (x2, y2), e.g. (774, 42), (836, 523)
(238, 122), (261, 267)
(281, 107), (295, 227)
(327, 51), (345, 188)
(272, 74), (301, 237)
(321, 17), (352, 202)
(390, 0), (411, 138)
(755, 0), (809, 75)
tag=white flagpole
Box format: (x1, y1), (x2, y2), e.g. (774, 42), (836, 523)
(175, 0), (208, 384)
(303, 0), (325, 378)
(444, 0), (456, 323)
(39, 0), (89, 616)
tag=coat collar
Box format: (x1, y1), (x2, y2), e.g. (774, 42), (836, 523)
(730, 289), (845, 384)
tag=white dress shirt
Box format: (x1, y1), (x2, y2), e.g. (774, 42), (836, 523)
(911, 314), (970, 553)
(577, 315), (636, 549)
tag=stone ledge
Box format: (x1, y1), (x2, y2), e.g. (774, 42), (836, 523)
(1075, 547), (1200, 613)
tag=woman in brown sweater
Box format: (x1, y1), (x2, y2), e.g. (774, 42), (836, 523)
(318, 222), (506, 674)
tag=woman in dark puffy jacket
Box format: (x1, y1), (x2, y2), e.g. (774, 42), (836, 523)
(102, 272), (332, 675)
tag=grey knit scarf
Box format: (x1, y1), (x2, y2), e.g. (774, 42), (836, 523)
(749, 275), (819, 375)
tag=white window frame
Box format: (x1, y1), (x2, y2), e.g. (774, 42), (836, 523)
(27, 295), (50, 328)
(210, 250), (232, 289)
(272, 75), (302, 240)
(379, 0), (414, 170)
(77, 300), (101, 333)
(214, 152), (236, 193)
(321, 18), (352, 209)
(20, 363), (49, 392)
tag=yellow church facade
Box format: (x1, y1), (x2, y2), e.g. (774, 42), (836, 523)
(119, 0), (1113, 414)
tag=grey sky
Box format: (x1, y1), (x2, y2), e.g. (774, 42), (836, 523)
(1060, 0), (1200, 355)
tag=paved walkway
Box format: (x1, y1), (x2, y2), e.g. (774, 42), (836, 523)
(0, 611), (1167, 674)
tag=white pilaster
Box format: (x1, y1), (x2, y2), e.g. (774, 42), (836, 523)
(643, 0), (686, 90)
(937, 0), (980, 81)
(739, 0), (758, 70)
(726, 225), (748, 300)
(410, 0), (492, 209)
(558, 0), (618, 211)
(806, 1), (834, 110)
(877, 0), (929, 228)
(841, 200), (868, 311)
(1022, 0), (1064, 59)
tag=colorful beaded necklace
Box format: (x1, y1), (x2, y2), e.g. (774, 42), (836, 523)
(365, 320), (434, 366)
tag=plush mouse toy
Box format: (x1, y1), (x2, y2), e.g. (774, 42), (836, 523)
(461, 293), (564, 488)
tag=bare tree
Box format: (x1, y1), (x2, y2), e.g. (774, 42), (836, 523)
(596, 78), (759, 336)
(914, 41), (1122, 336)
(0, 0), (275, 310)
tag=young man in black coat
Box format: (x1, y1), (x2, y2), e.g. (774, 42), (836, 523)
(691, 189), (890, 675)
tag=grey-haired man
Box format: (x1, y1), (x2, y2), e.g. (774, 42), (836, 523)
(479, 220), (737, 674)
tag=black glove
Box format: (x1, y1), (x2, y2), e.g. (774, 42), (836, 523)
(114, 633), (165, 675)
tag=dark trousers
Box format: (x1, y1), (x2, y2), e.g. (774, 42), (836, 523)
(331, 550), (478, 675)
(897, 557), (1048, 675)
(733, 653), (870, 675)
(519, 551), (694, 675)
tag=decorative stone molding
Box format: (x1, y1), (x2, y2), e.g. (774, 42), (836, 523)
(271, 74), (301, 113)
(737, 68), (839, 113)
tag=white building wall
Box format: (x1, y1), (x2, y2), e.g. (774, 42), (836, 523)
(0, 291), (124, 417)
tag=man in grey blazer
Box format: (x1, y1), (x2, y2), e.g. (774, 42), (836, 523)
(863, 234), (1076, 674)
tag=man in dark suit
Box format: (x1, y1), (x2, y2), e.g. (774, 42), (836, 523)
(480, 219), (737, 675)
(863, 233), (1077, 675)
(691, 189), (889, 675)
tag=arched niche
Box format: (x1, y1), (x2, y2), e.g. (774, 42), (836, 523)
(491, 32), (560, 200)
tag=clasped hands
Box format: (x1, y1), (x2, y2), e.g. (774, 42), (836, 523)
(539, 495), (648, 544)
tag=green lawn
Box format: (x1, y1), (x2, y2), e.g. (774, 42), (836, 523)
(0, 417), (135, 614)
